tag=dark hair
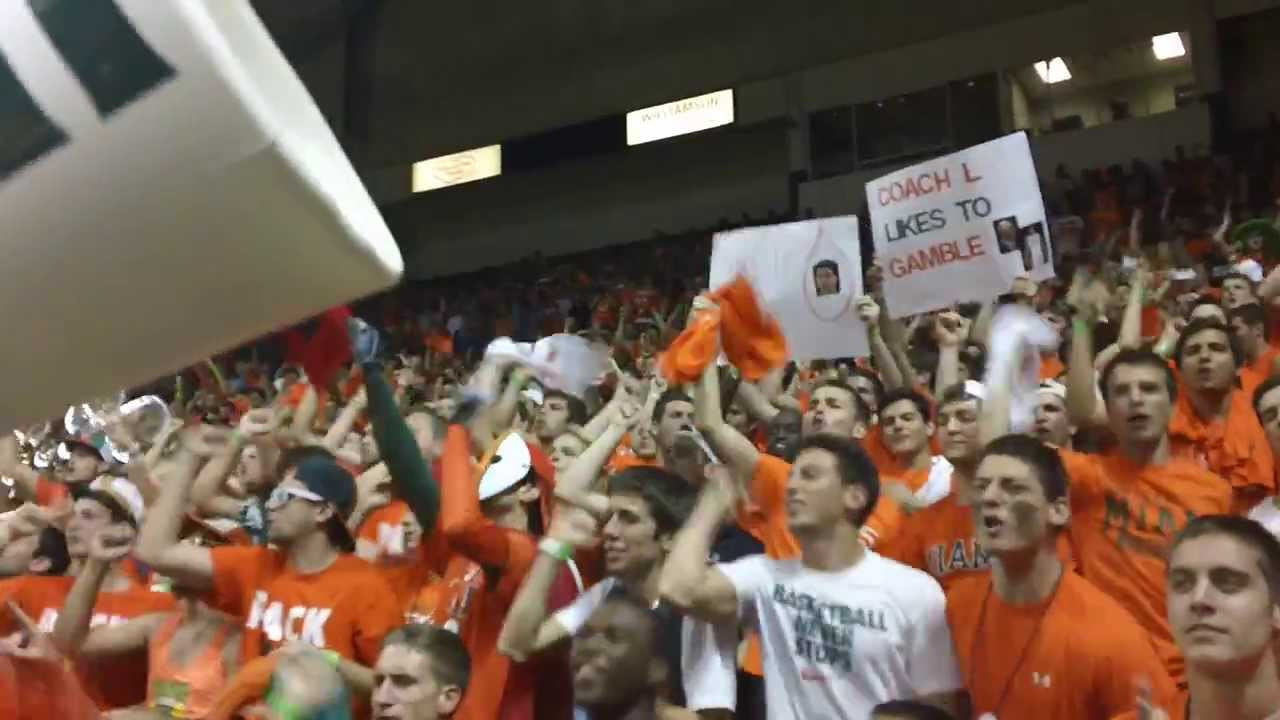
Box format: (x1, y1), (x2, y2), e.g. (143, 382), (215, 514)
(33, 527), (70, 576)
(848, 367), (885, 408)
(871, 700), (955, 720)
(1253, 374), (1280, 419)
(652, 389), (694, 425)
(813, 259), (838, 274)
(1173, 318), (1242, 369)
(878, 388), (932, 423)
(979, 434), (1069, 502)
(543, 390), (588, 426)
(1171, 515), (1280, 601)
(795, 435), (880, 527)
(608, 467), (697, 537)
(72, 486), (136, 528)
(1099, 348), (1178, 402)
(813, 380), (871, 424)
(382, 623), (472, 693)
(1228, 303), (1269, 340)
(936, 382), (982, 412)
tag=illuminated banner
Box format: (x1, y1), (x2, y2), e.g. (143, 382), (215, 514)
(626, 89), (734, 146)
(0, 0), (402, 431)
(865, 132), (1052, 318)
(412, 144), (502, 193)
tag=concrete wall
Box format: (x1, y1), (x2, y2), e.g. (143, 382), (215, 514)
(393, 123), (791, 278)
(1028, 70), (1196, 130)
(798, 103), (1212, 219)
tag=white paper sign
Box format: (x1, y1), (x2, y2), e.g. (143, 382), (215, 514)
(866, 132), (1052, 318)
(0, 0), (402, 431)
(709, 216), (869, 362)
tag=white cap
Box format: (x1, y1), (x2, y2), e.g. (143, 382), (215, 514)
(477, 432), (533, 502)
(1037, 379), (1067, 399)
(88, 476), (146, 526)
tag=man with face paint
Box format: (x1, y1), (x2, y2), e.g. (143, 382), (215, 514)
(1113, 515), (1280, 720)
(875, 382), (1075, 593)
(1168, 319), (1275, 515)
(945, 434), (1174, 718)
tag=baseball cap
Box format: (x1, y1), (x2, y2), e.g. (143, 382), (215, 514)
(86, 476), (146, 527)
(61, 435), (109, 463)
(293, 456), (357, 552)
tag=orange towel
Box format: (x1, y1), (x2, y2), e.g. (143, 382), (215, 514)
(660, 276), (787, 384)
(1169, 387), (1276, 514)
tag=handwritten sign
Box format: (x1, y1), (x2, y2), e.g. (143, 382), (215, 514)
(866, 132), (1052, 318)
(710, 216), (869, 362)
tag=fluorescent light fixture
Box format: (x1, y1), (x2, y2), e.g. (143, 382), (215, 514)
(1152, 32), (1186, 60)
(1033, 58), (1072, 84)
(411, 144), (502, 193)
(626, 89), (734, 146)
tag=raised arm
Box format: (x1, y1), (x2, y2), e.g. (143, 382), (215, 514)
(52, 524), (161, 658)
(1065, 293), (1102, 429)
(858, 296), (905, 390)
(658, 467), (740, 625)
(1117, 266), (1149, 350)
(693, 357), (760, 480)
(932, 311), (967, 396)
(362, 359), (440, 535)
(135, 429), (231, 591)
(321, 388), (368, 452)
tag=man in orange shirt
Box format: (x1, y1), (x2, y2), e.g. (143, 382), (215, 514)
(1112, 515), (1280, 720)
(135, 432), (402, 713)
(946, 434), (1174, 718)
(877, 383), (1013, 591)
(1169, 318), (1276, 513)
(0, 476), (175, 710)
(875, 388), (936, 499)
(1060, 338), (1234, 685)
(1229, 303), (1280, 391)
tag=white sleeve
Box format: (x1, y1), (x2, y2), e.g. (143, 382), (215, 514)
(716, 555), (772, 625)
(550, 578), (614, 636)
(904, 577), (963, 696)
(680, 616), (738, 711)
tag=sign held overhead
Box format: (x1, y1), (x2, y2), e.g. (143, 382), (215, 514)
(865, 132), (1053, 318)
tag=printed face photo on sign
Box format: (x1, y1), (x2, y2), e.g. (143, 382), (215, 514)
(993, 217), (1020, 254)
(812, 260), (841, 297)
(1019, 222), (1050, 267)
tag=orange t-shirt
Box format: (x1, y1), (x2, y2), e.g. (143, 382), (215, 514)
(438, 425), (540, 720)
(1168, 387), (1276, 514)
(34, 475), (71, 507)
(207, 547), (402, 667)
(1241, 345), (1280, 396)
(1060, 449), (1233, 685)
(947, 571), (1176, 718)
(878, 492), (1076, 594)
(735, 453), (904, 558)
(1039, 353), (1066, 381)
(357, 500), (414, 561)
(0, 573), (175, 710)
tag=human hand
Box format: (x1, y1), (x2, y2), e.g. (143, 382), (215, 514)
(88, 523), (136, 564)
(854, 296), (880, 326)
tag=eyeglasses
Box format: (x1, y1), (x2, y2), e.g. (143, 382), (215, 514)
(266, 485), (327, 511)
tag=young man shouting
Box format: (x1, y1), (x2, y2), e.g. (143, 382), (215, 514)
(946, 434), (1174, 718)
(659, 435), (965, 719)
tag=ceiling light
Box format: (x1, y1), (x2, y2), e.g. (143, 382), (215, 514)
(1033, 58), (1072, 84)
(1152, 32), (1186, 60)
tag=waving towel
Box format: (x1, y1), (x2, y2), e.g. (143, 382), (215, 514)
(660, 275), (788, 384)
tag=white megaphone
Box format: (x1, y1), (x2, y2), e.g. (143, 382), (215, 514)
(0, 0), (403, 432)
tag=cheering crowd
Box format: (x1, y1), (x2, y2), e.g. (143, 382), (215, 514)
(4, 139), (1280, 720)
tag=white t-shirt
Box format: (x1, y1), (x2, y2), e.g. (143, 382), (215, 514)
(1249, 498), (1280, 537)
(552, 577), (739, 711)
(719, 551), (961, 720)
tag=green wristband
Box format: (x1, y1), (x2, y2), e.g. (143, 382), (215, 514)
(538, 537), (573, 562)
(1072, 317), (1092, 335)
